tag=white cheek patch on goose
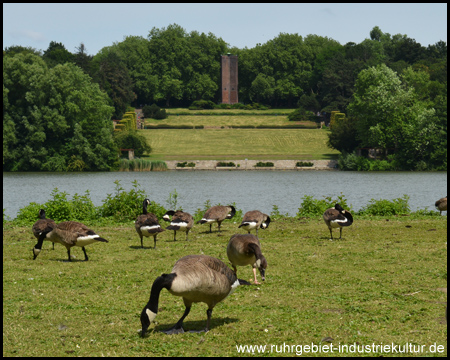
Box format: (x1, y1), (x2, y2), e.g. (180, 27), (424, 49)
(162, 215), (170, 221)
(255, 259), (262, 268)
(261, 222), (268, 229)
(146, 309), (157, 323)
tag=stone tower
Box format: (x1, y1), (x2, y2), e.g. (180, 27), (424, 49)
(221, 54), (238, 104)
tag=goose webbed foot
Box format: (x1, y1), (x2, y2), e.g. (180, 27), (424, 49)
(161, 325), (185, 335)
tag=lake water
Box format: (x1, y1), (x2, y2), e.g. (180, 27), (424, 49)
(2, 171), (447, 219)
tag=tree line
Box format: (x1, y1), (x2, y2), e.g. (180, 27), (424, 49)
(3, 24), (447, 171)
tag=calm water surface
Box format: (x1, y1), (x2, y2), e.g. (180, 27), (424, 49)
(3, 171), (447, 219)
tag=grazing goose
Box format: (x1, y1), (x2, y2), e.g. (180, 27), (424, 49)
(32, 209), (56, 250)
(435, 196), (447, 215)
(238, 210), (271, 236)
(163, 210), (194, 241)
(323, 204), (353, 240)
(135, 199), (165, 248)
(140, 254), (250, 337)
(32, 221), (108, 261)
(196, 205), (236, 234)
(227, 234), (267, 285)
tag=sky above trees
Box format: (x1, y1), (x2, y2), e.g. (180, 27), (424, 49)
(3, 3), (447, 56)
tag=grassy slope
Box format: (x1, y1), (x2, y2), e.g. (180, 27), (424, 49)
(3, 216), (447, 356)
(141, 111), (338, 161)
(142, 129), (339, 160)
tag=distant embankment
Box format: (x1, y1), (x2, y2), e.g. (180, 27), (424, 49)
(165, 159), (338, 170)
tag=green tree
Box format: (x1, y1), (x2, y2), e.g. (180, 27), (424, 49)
(42, 41), (74, 67)
(326, 116), (360, 153)
(348, 64), (443, 170)
(92, 49), (135, 119)
(113, 130), (152, 158)
(3, 53), (117, 171)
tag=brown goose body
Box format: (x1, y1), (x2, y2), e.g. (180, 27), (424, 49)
(227, 234), (267, 284)
(435, 196), (447, 215)
(32, 209), (56, 249)
(196, 205), (236, 233)
(33, 221), (108, 261)
(323, 204), (353, 240)
(238, 210), (271, 236)
(135, 199), (164, 248)
(163, 210), (194, 241)
(140, 254), (250, 337)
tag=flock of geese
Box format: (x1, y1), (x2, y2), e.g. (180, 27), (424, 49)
(31, 196), (447, 336)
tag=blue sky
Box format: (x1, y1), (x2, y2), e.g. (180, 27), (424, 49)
(3, 3), (447, 55)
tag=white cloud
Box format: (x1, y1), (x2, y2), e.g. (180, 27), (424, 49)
(9, 29), (46, 42)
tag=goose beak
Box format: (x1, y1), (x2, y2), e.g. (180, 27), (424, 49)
(259, 268), (266, 281)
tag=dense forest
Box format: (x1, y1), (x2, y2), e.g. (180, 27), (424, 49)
(3, 24), (447, 171)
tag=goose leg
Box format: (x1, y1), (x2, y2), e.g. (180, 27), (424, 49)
(185, 230), (189, 241)
(339, 227), (342, 239)
(252, 267), (261, 285)
(209, 224), (212, 233)
(67, 248), (72, 262)
(162, 306), (191, 334)
(188, 308), (212, 333)
(329, 227), (333, 241)
(82, 247), (89, 261)
(140, 236), (144, 248)
(153, 235), (157, 249)
(173, 231), (177, 241)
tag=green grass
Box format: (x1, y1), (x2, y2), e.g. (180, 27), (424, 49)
(3, 216), (447, 356)
(145, 114), (316, 128)
(142, 129), (339, 160)
(166, 108), (294, 116)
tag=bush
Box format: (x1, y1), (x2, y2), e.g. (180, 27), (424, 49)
(189, 100), (216, 110)
(255, 162), (274, 167)
(297, 194), (352, 218)
(217, 162), (236, 167)
(143, 104), (160, 118)
(114, 130), (152, 158)
(13, 189), (97, 225)
(98, 180), (150, 222)
(288, 107), (316, 122)
(357, 195), (410, 216)
(153, 108), (168, 120)
(338, 152), (398, 171)
(176, 162), (195, 168)
(296, 161), (314, 167)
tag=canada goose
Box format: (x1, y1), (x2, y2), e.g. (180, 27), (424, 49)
(227, 234), (267, 285)
(435, 196), (447, 215)
(32, 221), (108, 261)
(163, 210), (194, 241)
(196, 205), (236, 233)
(32, 209), (56, 250)
(323, 204), (353, 240)
(135, 199), (165, 248)
(140, 254), (250, 337)
(238, 210), (271, 236)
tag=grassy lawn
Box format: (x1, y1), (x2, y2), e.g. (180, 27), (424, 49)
(144, 114), (316, 128)
(142, 129), (339, 160)
(3, 216), (447, 356)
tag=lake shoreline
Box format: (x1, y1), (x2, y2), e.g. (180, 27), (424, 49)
(164, 159), (338, 170)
